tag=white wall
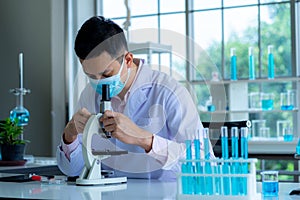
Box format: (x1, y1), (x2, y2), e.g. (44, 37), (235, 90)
(0, 0), (65, 156)
(0, 0), (97, 156)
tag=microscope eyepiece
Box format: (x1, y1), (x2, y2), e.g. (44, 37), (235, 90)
(102, 84), (111, 101)
(100, 84), (112, 138)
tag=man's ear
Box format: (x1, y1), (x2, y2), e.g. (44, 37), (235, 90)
(124, 52), (133, 68)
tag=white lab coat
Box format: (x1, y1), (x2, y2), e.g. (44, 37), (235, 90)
(56, 63), (214, 180)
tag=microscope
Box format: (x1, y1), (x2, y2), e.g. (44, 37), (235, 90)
(76, 84), (128, 186)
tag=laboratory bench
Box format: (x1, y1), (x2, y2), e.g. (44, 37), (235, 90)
(0, 157), (300, 199)
(0, 177), (300, 199)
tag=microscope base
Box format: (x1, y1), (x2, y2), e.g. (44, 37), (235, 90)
(76, 176), (127, 186)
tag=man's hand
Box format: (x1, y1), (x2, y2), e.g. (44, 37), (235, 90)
(99, 110), (153, 152)
(63, 108), (91, 144)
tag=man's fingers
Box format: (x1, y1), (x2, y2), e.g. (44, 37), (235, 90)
(103, 110), (118, 118)
(104, 124), (115, 132)
(79, 108), (91, 117)
(99, 110), (118, 122)
(71, 109), (91, 133)
(102, 117), (116, 126)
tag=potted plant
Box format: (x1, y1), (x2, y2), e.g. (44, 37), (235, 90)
(0, 118), (29, 161)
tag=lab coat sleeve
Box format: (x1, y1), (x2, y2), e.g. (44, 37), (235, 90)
(148, 134), (186, 169)
(56, 85), (96, 176)
(56, 134), (85, 176)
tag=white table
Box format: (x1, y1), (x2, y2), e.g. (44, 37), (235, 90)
(0, 178), (300, 200)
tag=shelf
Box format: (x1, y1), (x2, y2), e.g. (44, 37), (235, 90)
(200, 108), (298, 114)
(128, 42), (172, 54)
(248, 139), (297, 154)
(191, 76), (300, 85)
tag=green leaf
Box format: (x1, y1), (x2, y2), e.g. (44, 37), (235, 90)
(0, 117), (29, 145)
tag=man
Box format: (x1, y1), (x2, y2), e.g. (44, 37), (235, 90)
(56, 16), (215, 180)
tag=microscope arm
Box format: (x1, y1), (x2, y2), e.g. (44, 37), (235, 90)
(76, 114), (127, 186)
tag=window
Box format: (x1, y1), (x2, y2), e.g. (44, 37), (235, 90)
(100, 0), (300, 180)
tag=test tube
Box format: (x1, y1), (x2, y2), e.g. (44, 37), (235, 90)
(241, 128), (248, 159)
(231, 127), (239, 159)
(231, 127), (239, 195)
(204, 128), (213, 195)
(185, 140), (194, 194)
(181, 163), (188, 194)
(213, 163), (221, 195)
(194, 130), (205, 194)
(249, 47), (255, 80)
(221, 126), (229, 159)
(221, 126), (230, 195)
(194, 130), (204, 194)
(194, 131), (200, 161)
(185, 140), (192, 161)
(268, 45), (274, 79)
(240, 127), (249, 195)
(230, 48), (237, 80)
(204, 128), (210, 160)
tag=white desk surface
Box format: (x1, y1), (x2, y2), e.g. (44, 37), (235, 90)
(0, 178), (300, 200)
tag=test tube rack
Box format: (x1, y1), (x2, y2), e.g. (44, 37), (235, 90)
(177, 158), (260, 200)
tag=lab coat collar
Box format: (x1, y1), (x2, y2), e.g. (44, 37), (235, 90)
(124, 61), (153, 117)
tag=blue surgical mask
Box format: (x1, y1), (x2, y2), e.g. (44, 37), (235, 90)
(89, 57), (131, 97)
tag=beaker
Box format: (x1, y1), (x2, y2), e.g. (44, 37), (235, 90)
(276, 120), (289, 139)
(251, 120), (266, 139)
(260, 127), (270, 138)
(283, 126), (293, 142)
(261, 93), (274, 110)
(280, 90), (295, 110)
(261, 171), (279, 197)
(248, 92), (261, 110)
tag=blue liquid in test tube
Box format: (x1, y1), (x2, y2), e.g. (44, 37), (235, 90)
(213, 164), (221, 195)
(221, 126), (230, 195)
(240, 127), (249, 195)
(231, 127), (239, 195)
(230, 48), (237, 80)
(181, 163), (188, 194)
(241, 128), (248, 160)
(185, 140), (194, 194)
(204, 128), (210, 160)
(204, 128), (213, 195)
(268, 45), (275, 79)
(194, 131), (204, 194)
(249, 47), (255, 80)
(221, 126), (229, 160)
(231, 127), (239, 159)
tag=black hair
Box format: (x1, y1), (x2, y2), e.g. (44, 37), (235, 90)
(74, 16), (128, 60)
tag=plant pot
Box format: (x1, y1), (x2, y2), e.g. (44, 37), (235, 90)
(0, 144), (26, 161)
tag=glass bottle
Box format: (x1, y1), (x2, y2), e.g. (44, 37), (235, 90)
(249, 47), (255, 80)
(230, 48), (237, 80)
(268, 45), (274, 79)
